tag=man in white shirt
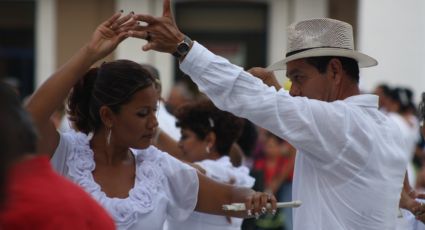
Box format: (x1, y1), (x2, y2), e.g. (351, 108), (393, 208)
(131, 1), (410, 229)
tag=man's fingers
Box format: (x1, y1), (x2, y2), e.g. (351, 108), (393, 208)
(142, 42), (155, 51)
(133, 14), (157, 25)
(162, 0), (172, 18)
(128, 31), (149, 40)
(131, 24), (148, 32)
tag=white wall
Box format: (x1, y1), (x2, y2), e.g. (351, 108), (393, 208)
(358, 0), (425, 103)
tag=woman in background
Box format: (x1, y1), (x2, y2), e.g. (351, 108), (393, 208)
(166, 99), (255, 230)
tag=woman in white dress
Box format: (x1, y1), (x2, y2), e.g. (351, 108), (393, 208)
(24, 12), (276, 230)
(163, 99), (255, 230)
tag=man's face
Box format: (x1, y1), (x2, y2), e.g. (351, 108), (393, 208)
(286, 59), (334, 101)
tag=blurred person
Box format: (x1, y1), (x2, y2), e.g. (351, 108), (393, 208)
(387, 87), (421, 187)
(397, 92), (425, 229)
(253, 131), (295, 230)
(133, 3), (409, 229)
(24, 12), (276, 230)
(0, 82), (115, 229)
(165, 99), (254, 230)
(165, 80), (194, 115)
(373, 83), (392, 113)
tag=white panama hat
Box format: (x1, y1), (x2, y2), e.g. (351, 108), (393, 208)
(267, 18), (378, 71)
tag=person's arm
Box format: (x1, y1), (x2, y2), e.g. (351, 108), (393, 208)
(399, 171), (425, 224)
(24, 13), (134, 157)
(400, 174), (417, 210)
(247, 67), (282, 91)
(195, 171), (277, 218)
(154, 129), (185, 160)
(131, 1), (348, 163)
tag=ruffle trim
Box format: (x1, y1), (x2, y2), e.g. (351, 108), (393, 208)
(64, 131), (166, 227)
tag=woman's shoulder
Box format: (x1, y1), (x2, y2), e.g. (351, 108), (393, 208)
(58, 130), (92, 147)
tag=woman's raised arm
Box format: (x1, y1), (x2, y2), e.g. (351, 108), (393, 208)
(25, 12), (135, 156)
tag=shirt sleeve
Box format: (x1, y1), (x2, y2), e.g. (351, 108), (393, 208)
(50, 132), (72, 176)
(160, 151), (199, 221)
(180, 42), (349, 165)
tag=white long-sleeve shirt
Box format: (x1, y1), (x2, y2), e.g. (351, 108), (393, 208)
(180, 42), (408, 230)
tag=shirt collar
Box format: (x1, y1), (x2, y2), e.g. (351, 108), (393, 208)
(343, 94), (379, 108)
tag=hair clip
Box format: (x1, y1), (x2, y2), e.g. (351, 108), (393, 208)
(208, 117), (214, 128)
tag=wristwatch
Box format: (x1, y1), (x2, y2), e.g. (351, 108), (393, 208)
(172, 35), (193, 58)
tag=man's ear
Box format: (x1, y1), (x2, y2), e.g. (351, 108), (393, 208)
(99, 105), (114, 128)
(328, 58), (343, 85)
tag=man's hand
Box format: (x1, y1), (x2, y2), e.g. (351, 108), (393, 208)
(247, 67), (281, 90)
(131, 0), (186, 54)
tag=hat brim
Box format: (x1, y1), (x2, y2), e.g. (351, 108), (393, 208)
(266, 48), (378, 71)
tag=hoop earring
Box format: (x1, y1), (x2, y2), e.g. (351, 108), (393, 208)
(106, 128), (111, 146)
(206, 146), (210, 154)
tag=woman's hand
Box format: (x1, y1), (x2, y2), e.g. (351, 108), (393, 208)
(243, 191), (277, 218)
(196, 171), (277, 218)
(86, 11), (136, 61)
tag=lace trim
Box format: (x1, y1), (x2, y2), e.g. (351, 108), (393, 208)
(64, 131), (166, 227)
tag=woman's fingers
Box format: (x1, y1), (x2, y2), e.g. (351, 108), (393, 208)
(102, 11), (123, 28)
(260, 193), (268, 215)
(111, 12), (135, 30)
(268, 193), (277, 215)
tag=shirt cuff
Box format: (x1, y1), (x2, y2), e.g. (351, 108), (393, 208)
(180, 41), (216, 78)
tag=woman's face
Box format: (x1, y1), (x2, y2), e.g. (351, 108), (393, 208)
(111, 86), (159, 149)
(178, 128), (209, 163)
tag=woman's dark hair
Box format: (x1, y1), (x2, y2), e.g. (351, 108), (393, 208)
(68, 60), (155, 134)
(418, 92), (425, 122)
(0, 82), (38, 206)
(389, 87), (416, 113)
(305, 56), (359, 83)
(175, 99), (244, 156)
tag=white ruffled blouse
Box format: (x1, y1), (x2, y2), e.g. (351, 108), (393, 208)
(50, 131), (199, 230)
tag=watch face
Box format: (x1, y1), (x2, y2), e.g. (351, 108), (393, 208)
(177, 43), (190, 54)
